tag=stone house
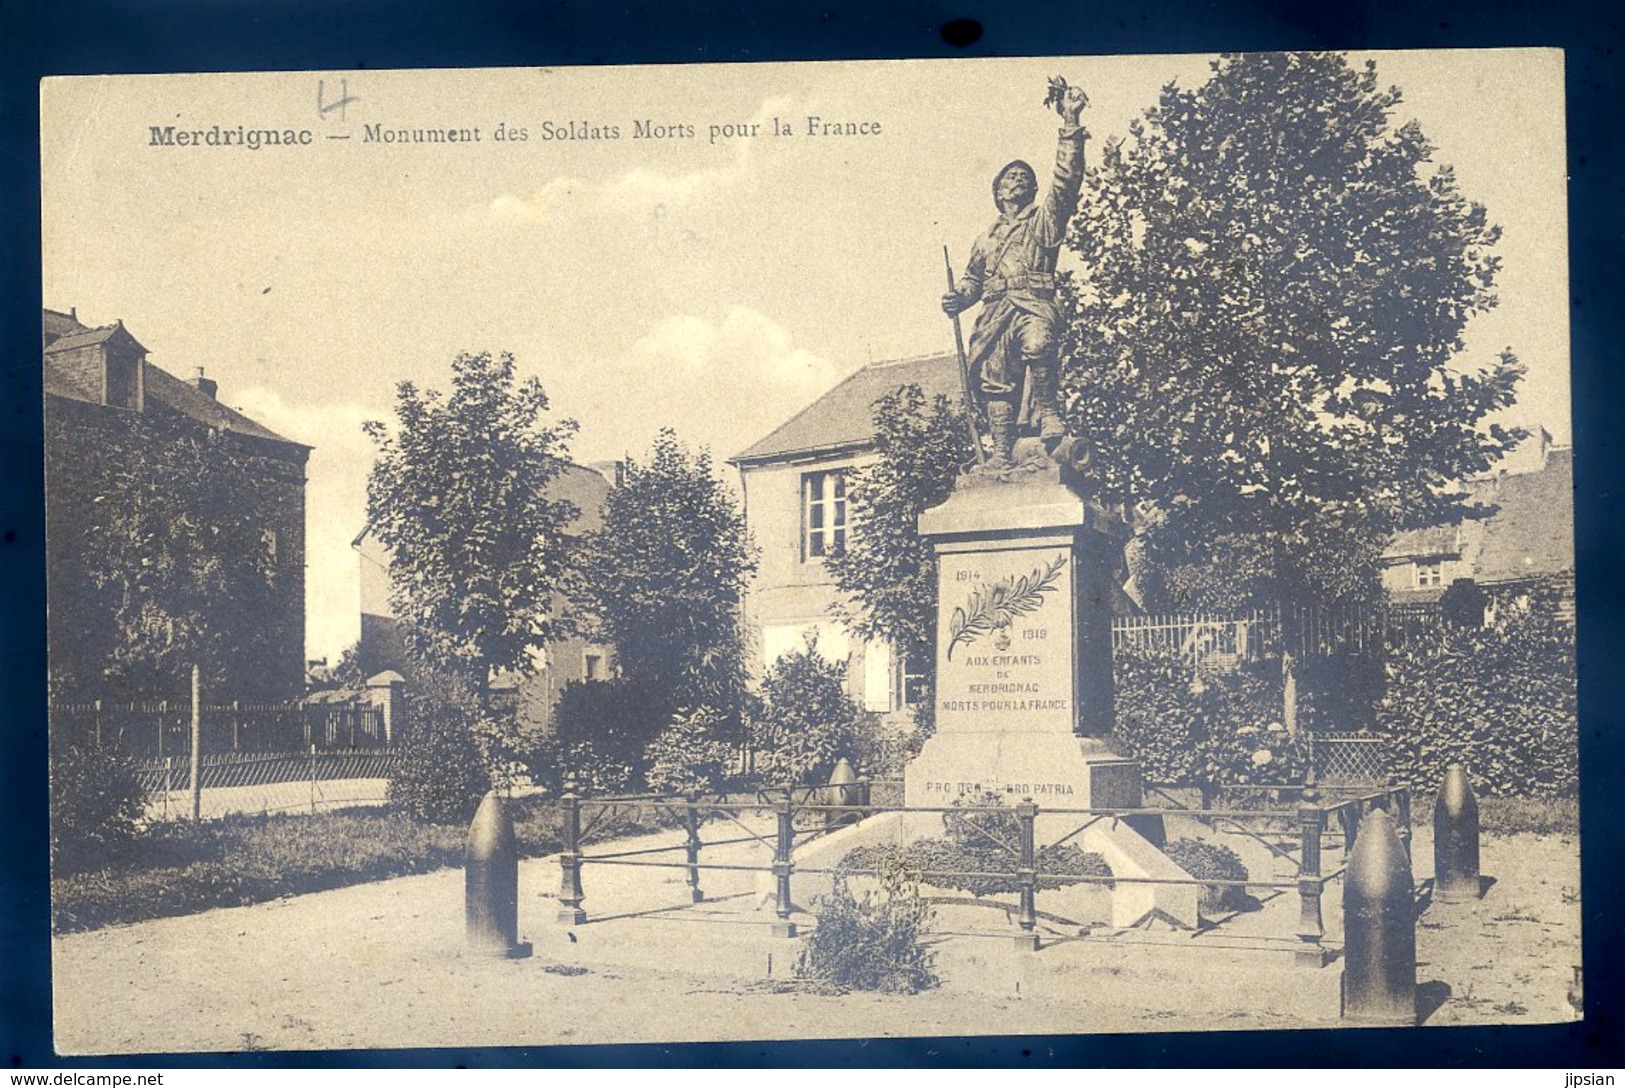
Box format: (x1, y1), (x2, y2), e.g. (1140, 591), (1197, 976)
(44, 308), (311, 701)
(729, 352), (965, 716)
(1380, 428), (1575, 618)
(351, 460), (618, 731)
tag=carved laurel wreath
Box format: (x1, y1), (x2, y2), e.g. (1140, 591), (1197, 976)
(946, 554), (1067, 661)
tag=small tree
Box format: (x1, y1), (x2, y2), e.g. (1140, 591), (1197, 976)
(752, 639), (862, 785)
(826, 387), (972, 733)
(364, 351), (579, 699)
(575, 429), (756, 733)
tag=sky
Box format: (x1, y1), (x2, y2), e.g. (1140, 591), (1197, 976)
(40, 50), (1569, 665)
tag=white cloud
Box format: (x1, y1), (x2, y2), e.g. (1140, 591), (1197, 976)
(563, 304), (847, 469)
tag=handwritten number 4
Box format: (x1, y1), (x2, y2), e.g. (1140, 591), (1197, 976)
(318, 79), (359, 121)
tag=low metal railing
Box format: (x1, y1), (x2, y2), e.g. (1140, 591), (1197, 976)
(555, 777), (1412, 964)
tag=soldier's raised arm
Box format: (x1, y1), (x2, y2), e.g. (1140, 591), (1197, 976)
(1038, 83), (1090, 244)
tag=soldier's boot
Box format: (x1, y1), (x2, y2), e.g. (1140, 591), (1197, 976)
(1028, 366), (1067, 447)
(985, 399), (1017, 469)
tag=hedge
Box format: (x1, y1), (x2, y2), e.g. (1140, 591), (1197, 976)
(1376, 597), (1576, 796)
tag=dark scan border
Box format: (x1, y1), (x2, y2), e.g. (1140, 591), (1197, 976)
(1, 0), (1620, 1069)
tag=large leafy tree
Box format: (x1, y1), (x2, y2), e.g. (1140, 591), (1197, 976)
(363, 351), (579, 693)
(826, 386), (971, 725)
(574, 428), (756, 725)
(1064, 52), (1525, 611)
(46, 412), (283, 701)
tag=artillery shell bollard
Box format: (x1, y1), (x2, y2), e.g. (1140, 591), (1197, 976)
(1342, 808), (1416, 1026)
(825, 758), (860, 829)
(466, 790), (532, 959)
(1433, 763), (1482, 902)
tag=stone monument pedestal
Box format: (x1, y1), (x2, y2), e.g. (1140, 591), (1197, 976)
(903, 466), (1198, 930)
(782, 466), (1198, 931)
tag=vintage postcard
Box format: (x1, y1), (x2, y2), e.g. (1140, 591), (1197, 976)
(42, 51), (1576, 1055)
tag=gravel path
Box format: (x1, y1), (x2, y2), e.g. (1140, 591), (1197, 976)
(51, 823), (1579, 1055)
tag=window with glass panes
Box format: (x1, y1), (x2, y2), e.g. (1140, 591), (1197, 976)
(802, 470), (848, 560)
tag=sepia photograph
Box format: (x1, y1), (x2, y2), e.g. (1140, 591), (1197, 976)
(38, 50), (1577, 1055)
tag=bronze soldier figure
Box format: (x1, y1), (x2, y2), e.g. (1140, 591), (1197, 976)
(943, 81), (1089, 469)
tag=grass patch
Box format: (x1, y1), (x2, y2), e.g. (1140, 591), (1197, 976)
(53, 796), (569, 934)
(1477, 794), (1578, 836)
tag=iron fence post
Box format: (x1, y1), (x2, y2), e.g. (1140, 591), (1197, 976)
(556, 777), (587, 924)
(1015, 797), (1039, 950)
(93, 699), (103, 750)
(157, 700), (167, 760)
(162, 757), (171, 820)
(189, 666), (202, 823)
(771, 792), (797, 937)
(685, 792), (704, 903)
(1296, 780), (1328, 967)
(231, 700), (241, 753)
(309, 744), (317, 814)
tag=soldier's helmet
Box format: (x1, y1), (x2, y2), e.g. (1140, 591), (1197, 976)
(992, 159), (1038, 206)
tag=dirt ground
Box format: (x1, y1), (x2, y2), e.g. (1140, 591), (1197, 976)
(51, 821), (1580, 1056)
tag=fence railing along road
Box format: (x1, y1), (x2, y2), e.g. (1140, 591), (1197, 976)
(52, 699), (389, 758)
(556, 778), (1414, 964)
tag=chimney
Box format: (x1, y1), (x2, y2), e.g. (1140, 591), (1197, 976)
(192, 366), (218, 399)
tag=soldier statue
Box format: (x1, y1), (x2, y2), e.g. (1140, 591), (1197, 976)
(942, 79), (1090, 470)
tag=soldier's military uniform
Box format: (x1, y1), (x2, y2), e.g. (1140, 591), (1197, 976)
(949, 121), (1088, 464)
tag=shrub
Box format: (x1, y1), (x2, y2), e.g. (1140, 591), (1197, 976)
(1163, 837), (1250, 914)
(50, 738), (150, 873)
(530, 737), (634, 797)
(645, 706), (734, 795)
(1113, 646), (1307, 786)
(838, 794), (1113, 897)
(543, 677), (666, 790)
(751, 641), (861, 785)
(1378, 598), (1576, 796)
(848, 714), (916, 779)
(796, 861), (937, 994)
(388, 674), (491, 824)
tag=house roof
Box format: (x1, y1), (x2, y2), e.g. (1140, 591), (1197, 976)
(42, 310), (307, 453)
(1473, 447), (1574, 583)
(143, 363), (307, 450)
(1381, 446), (1574, 585)
(44, 323), (147, 357)
(730, 352), (963, 464)
(43, 308), (90, 343)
